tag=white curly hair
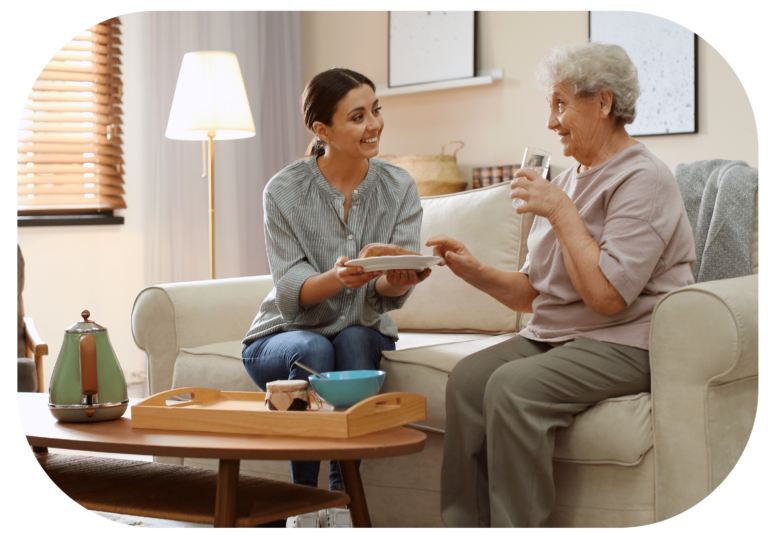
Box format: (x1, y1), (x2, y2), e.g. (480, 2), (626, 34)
(535, 42), (641, 126)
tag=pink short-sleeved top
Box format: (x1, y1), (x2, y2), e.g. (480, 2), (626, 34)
(518, 142), (696, 350)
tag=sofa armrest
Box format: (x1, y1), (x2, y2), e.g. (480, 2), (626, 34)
(649, 274), (758, 522)
(131, 275), (275, 395)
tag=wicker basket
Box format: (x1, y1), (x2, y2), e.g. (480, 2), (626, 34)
(379, 141), (467, 197)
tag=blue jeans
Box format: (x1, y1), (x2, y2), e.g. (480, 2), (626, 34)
(242, 326), (396, 491)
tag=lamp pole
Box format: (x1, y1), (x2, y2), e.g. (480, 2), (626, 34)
(166, 51), (255, 281)
(207, 132), (216, 280)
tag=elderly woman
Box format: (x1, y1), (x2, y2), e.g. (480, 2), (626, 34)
(427, 42), (696, 527)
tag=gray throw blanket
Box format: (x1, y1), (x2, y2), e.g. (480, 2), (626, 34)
(674, 159), (758, 283)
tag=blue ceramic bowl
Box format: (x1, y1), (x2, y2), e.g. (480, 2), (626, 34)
(308, 370), (386, 409)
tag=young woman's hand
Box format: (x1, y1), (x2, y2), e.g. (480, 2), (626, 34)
(385, 268), (432, 287)
(334, 256), (381, 289)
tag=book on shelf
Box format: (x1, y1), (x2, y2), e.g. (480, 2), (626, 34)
(480, 167), (493, 188)
(472, 164), (522, 188)
(491, 167), (504, 185)
(472, 168), (482, 189)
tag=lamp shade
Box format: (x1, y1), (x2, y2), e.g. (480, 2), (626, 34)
(165, 51), (256, 141)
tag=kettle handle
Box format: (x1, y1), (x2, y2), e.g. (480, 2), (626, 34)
(79, 334), (98, 396)
(440, 141), (465, 158)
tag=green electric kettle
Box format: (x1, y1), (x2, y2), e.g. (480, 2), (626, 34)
(48, 310), (129, 423)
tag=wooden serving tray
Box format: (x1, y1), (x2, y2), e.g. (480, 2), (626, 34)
(131, 387), (427, 439)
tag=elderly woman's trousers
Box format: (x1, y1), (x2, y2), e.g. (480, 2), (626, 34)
(440, 335), (650, 527)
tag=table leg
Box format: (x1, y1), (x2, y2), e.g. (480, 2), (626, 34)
(339, 459), (372, 528)
(214, 459), (240, 527)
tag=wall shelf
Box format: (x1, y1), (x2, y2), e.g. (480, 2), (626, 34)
(376, 69), (504, 97)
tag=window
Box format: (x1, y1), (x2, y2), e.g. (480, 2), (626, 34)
(18, 17), (124, 226)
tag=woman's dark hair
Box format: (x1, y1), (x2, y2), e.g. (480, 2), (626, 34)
(302, 68), (376, 157)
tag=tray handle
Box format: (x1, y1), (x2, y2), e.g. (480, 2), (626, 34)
(348, 391), (423, 417)
(137, 387), (222, 408)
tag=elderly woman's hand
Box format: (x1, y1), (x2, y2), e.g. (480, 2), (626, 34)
(510, 168), (573, 222)
(425, 234), (482, 282)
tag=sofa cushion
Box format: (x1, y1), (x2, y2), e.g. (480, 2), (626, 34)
(395, 331), (494, 351)
(173, 341), (260, 393)
(382, 334), (517, 431)
(382, 337), (653, 465)
(553, 392), (652, 466)
(171, 334), (493, 394)
(389, 183), (534, 333)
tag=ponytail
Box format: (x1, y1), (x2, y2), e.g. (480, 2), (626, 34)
(305, 137), (326, 158)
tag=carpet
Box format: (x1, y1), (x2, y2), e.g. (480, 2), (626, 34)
(95, 511), (212, 528)
(95, 511), (288, 528)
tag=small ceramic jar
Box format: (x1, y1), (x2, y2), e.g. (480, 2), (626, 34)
(265, 379), (310, 411)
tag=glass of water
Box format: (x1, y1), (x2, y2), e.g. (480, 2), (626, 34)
(511, 147), (551, 208)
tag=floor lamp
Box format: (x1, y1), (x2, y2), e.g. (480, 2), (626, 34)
(165, 51), (255, 279)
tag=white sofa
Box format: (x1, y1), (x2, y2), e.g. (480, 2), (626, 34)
(131, 181), (758, 527)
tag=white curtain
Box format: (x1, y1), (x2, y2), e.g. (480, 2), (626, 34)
(143, 12), (305, 284)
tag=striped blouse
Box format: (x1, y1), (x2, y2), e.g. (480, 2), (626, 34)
(243, 156), (423, 344)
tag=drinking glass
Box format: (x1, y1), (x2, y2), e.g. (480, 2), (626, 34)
(511, 147), (551, 208)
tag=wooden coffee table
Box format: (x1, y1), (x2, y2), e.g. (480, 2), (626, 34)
(19, 393), (426, 527)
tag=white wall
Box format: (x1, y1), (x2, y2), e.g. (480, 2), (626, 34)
(17, 13), (152, 391)
(301, 11), (758, 181)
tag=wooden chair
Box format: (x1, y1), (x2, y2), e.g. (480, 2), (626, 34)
(22, 316), (50, 454)
(18, 245), (47, 394)
(22, 317), (47, 393)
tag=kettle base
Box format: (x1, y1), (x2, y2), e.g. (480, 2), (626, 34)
(49, 402), (128, 423)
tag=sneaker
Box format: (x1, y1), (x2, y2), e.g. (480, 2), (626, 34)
(286, 511), (322, 528)
(319, 507), (353, 528)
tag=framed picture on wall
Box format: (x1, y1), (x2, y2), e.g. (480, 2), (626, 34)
(589, 11), (698, 136)
(388, 11), (476, 88)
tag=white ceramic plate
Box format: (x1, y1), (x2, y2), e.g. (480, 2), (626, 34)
(344, 255), (443, 273)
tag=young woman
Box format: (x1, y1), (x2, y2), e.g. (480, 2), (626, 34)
(241, 68), (430, 526)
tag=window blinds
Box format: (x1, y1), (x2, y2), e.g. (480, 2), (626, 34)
(18, 18), (125, 214)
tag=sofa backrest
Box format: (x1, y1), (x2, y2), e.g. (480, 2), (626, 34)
(391, 183), (758, 335)
(389, 183), (533, 333)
